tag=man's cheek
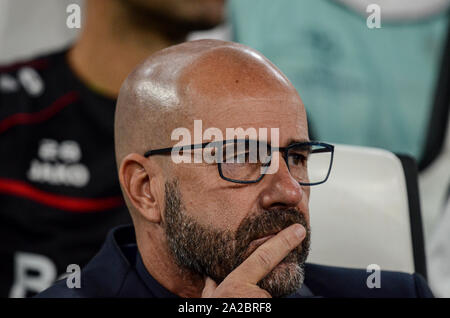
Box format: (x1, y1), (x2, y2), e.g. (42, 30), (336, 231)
(301, 190), (310, 225)
(209, 196), (247, 231)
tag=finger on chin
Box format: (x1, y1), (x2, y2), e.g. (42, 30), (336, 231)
(201, 276), (218, 297)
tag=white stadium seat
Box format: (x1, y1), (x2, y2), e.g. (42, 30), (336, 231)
(308, 144), (427, 277)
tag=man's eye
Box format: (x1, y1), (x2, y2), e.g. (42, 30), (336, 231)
(224, 151), (250, 163)
(289, 153), (307, 166)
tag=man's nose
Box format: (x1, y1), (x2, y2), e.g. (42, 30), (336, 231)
(258, 152), (304, 209)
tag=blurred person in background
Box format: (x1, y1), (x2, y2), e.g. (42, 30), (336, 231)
(0, 0), (225, 297)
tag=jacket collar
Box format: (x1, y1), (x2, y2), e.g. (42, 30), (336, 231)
(105, 224), (315, 298)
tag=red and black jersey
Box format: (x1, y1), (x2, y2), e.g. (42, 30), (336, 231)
(0, 49), (131, 297)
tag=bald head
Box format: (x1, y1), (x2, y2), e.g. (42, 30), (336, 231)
(115, 41), (312, 297)
(114, 39), (303, 168)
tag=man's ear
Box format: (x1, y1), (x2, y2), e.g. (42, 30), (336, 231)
(119, 153), (162, 224)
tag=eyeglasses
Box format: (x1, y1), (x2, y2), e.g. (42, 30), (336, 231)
(144, 139), (334, 186)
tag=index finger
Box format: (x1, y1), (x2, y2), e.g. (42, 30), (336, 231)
(227, 223), (306, 284)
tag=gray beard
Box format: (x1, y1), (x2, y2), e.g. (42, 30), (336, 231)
(161, 179), (311, 298)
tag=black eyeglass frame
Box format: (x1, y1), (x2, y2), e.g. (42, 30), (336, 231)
(144, 139), (334, 186)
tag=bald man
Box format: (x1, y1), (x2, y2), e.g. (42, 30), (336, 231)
(37, 40), (433, 298)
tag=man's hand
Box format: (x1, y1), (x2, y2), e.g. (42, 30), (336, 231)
(201, 223), (306, 298)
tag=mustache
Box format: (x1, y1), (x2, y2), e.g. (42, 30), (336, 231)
(234, 208), (309, 252)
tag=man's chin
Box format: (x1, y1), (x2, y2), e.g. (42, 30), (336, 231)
(258, 261), (305, 298)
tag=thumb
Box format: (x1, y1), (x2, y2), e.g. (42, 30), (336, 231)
(201, 276), (218, 298)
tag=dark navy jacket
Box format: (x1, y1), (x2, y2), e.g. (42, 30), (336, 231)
(36, 225), (434, 298)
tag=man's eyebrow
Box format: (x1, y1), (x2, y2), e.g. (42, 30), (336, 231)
(285, 138), (311, 146)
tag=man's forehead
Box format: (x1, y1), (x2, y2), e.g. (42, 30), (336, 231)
(197, 98), (305, 127)
(171, 98), (308, 147)
(173, 44), (305, 126)
(178, 47), (295, 103)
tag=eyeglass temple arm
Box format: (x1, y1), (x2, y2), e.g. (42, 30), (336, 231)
(144, 141), (214, 157)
